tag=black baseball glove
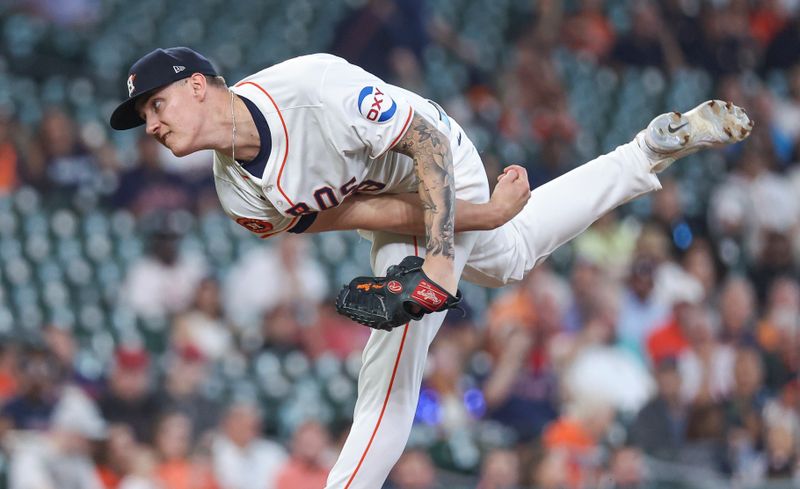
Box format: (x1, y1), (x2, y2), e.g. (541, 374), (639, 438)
(335, 256), (462, 331)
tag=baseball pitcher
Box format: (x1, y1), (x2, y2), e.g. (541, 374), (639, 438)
(110, 47), (752, 489)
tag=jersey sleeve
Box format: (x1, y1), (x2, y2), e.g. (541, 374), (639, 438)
(319, 60), (414, 159)
(214, 175), (299, 239)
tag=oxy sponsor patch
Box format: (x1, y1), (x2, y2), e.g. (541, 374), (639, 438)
(357, 86), (397, 123)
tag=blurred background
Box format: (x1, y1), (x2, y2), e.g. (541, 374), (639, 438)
(0, 0), (799, 488)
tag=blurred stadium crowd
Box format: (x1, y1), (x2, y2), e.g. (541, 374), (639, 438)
(1, 0), (800, 488)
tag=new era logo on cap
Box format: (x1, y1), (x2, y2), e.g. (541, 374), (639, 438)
(173, 65), (185, 73)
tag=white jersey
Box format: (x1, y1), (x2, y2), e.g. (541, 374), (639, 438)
(213, 53), (449, 238)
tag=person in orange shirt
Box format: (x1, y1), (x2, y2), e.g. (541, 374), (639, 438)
(275, 421), (335, 489)
(95, 424), (137, 489)
(154, 412), (219, 489)
(646, 292), (704, 366)
(542, 396), (615, 488)
(0, 342), (20, 403)
(0, 111), (19, 195)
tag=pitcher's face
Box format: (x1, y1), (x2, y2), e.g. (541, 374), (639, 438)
(137, 78), (204, 157)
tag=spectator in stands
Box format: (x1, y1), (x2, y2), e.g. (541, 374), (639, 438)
(697, 2), (759, 75)
(761, 381), (800, 479)
(763, 13), (800, 70)
(98, 346), (160, 443)
(709, 136), (798, 269)
(561, 0), (616, 61)
(94, 423), (137, 489)
(542, 395), (615, 488)
(505, 42), (577, 147)
(560, 298), (655, 415)
(120, 214), (207, 319)
(681, 239), (719, 301)
(616, 255), (670, 361)
(113, 134), (192, 217)
(632, 225), (678, 301)
(650, 178), (709, 257)
(302, 303), (370, 360)
(630, 357), (686, 462)
(42, 324), (78, 380)
(274, 420), (335, 489)
(749, 87), (795, 165)
(415, 335), (474, 435)
(331, 0), (429, 81)
(563, 258), (603, 333)
(717, 276), (758, 347)
(764, 375), (799, 421)
(171, 277), (233, 363)
(43, 323), (102, 398)
(660, 0), (704, 66)
(387, 449), (438, 489)
(8, 386), (106, 489)
(722, 347), (768, 478)
(646, 285), (703, 366)
(678, 305), (735, 403)
(223, 234), (327, 327)
(762, 419), (798, 479)
(0, 342), (62, 431)
(573, 211), (638, 281)
(259, 304), (310, 358)
(683, 399), (727, 472)
(560, 280), (622, 358)
(756, 277), (800, 391)
(606, 446), (646, 489)
(772, 64), (800, 146)
(476, 448), (520, 489)
(211, 401), (287, 489)
(749, 230), (799, 304)
(749, 0), (790, 49)
(155, 346), (220, 441)
(153, 411), (218, 489)
(532, 449), (569, 489)
(482, 269), (563, 442)
(525, 136), (577, 189)
(117, 446), (160, 489)
(26, 107), (104, 195)
(610, 1), (684, 72)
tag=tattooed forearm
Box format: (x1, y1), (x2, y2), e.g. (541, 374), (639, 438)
(394, 113), (455, 260)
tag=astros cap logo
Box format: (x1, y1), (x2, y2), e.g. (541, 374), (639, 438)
(357, 86), (397, 123)
(127, 74), (136, 97)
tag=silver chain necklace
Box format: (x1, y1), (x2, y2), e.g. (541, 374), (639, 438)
(229, 89), (236, 162)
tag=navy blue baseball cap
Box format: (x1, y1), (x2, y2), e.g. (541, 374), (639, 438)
(110, 47), (218, 130)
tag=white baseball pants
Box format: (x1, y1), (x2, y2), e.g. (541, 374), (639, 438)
(324, 120), (661, 489)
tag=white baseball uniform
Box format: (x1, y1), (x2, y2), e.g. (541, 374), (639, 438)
(213, 54), (661, 489)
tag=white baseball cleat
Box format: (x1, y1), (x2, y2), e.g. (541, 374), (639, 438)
(637, 99), (754, 172)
